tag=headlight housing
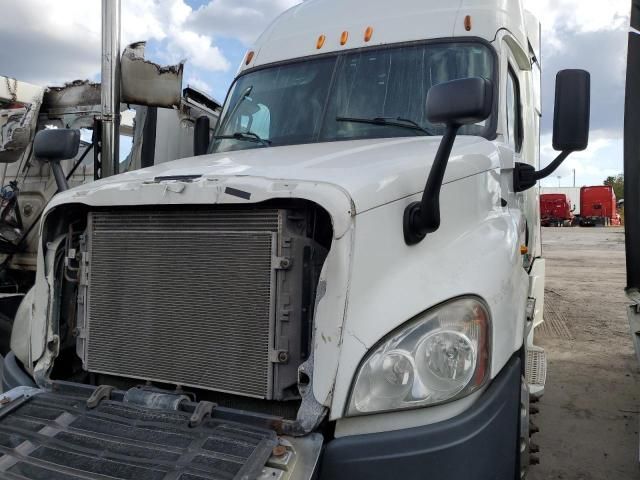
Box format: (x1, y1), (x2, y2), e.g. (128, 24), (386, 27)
(347, 297), (491, 416)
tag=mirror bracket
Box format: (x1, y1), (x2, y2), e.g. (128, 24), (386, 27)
(513, 151), (571, 192)
(404, 124), (461, 245)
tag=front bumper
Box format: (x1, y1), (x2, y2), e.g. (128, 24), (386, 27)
(320, 355), (521, 480)
(1, 351), (521, 479)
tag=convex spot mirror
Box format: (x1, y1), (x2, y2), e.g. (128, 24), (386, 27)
(193, 116), (210, 156)
(553, 69), (591, 152)
(33, 128), (80, 192)
(426, 76), (493, 126)
(33, 129), (80, 162)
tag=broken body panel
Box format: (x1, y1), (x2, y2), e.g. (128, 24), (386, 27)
(0, 48), (220, 273)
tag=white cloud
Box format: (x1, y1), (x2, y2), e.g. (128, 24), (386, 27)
(524, 0), (629, 49)
(187, 0), (302, 45)
(0, 0), (230, 87)
(539, 131), (623, 187)
(186, 75), (213, 94)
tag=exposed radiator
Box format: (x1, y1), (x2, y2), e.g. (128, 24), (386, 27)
(82, 209), (281, 399)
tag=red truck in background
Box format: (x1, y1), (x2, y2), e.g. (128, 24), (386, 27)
(579, 185), (621, 226)
(540, 193), (574, 227)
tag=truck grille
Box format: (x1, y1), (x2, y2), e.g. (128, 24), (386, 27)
(0, 387), (278, 480)
(84, 209), (280, 399)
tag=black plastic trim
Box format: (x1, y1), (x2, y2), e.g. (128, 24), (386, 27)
(625, 3), (640, 291)
(320, 355), (520, 480)
(141, 106), (157, 168)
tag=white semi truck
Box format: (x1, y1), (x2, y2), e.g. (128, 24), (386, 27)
(0, 0), (590, 478)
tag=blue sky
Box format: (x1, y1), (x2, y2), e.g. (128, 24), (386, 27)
(143, 34), (244, 102)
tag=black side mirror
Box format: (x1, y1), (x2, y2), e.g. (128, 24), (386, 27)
(426, 77), (494, 126)
(193, 116), (210, 156)
(553, 69), (590, 152)
(514, 69), (591, 192)
(404, 77), (494, 245)
(33, 129), (80, 191)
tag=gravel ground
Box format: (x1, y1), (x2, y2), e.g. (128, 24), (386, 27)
(529, 227), (640, 480)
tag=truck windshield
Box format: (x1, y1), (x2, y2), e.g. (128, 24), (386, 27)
(210, 41), (494, 153)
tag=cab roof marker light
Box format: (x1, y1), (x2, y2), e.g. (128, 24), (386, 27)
(364, 26), (374, 42)
(316, 34), (326, 49)
(464, 15), (472, 31)
(245, 50), (255, 65)
(340, 31), (349, 46)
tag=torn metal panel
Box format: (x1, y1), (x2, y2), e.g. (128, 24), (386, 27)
(121, 41), (184, 107)
(42, 80), (101, 109)
(0, 77), (45, 163)
(39, 81), (102, 130)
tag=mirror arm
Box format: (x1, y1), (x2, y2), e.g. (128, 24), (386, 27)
(404, 124), (460, 245)
(513, 150), (572, 193)
(49, 160), (69, 192)
(533, 150), (571, 181)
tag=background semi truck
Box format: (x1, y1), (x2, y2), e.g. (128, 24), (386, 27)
(580, 185), (620, 226)
(540, 193), (573, 227)
(0, 0), (591, 479)
(540, 186), (581, 216)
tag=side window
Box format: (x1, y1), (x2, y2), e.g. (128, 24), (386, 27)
(506, 66), (523, 152)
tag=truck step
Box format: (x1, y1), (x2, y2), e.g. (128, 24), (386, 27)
(526, 346), (547, 398)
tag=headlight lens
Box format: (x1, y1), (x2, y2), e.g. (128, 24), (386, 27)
(347, 297), (490, 416)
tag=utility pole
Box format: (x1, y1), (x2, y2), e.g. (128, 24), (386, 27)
(557, 175), (562, 187)
(573, 169), (576, 187)
(101, 0), (121, 178)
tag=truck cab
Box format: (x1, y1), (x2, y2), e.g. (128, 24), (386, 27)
(0, 1), (591, 479)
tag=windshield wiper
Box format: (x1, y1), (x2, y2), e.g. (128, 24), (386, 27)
(213, 131), (272, 147)
(336, 116), (433, 135)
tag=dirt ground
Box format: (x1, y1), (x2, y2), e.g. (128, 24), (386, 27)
(529, 227), (640, 480)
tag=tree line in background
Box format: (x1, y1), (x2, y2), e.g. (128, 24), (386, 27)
(604, 174), (624, 200)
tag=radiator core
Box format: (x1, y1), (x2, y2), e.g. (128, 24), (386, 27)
(83, 209), (280, 398)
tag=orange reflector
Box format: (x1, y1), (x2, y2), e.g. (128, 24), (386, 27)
(317, 34), (326, 49)
(245, 50), (255, 65)
(520, 245), (529, 255)
(464, 15), (472, 31)
(364, 26), (374, 42)
(340, 31), (349, 46)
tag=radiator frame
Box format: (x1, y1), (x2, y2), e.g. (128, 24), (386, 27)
(75, 206), (326, 401)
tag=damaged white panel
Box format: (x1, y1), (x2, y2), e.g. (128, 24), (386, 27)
(43, 80), (101, 109)
(121, 42), (184, 107)
(0, 77), (45, 163)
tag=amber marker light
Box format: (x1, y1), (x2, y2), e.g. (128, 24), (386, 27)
(520, 245), (529, 255)
(317, 34), (326, 49)
(364, 26), (374, 42)
(245, 51), (255, 65)
(340, 31), (349, 46)
(464, 15), (472, 31)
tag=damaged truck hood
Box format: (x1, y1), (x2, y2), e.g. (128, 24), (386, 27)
(47, 136), (500, 228)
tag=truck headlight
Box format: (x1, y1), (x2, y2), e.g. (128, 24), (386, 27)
(347, 297), (490, 416)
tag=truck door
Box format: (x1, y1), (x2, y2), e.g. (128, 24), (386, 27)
(500, 38), (539, 260)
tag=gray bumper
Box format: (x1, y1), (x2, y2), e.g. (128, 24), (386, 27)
(320, 355), (521, 480)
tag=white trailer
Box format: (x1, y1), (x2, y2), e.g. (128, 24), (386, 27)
(0, 1), (591, 479)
